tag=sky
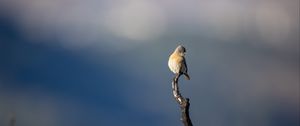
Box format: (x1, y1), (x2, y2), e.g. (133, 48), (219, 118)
(0, 0), (299, 126)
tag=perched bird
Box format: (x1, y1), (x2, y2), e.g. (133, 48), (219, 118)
(168, 45), (190, 80)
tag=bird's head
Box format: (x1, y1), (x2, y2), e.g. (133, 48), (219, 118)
(175, 45), (186, 56)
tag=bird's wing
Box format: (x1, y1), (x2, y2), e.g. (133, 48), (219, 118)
(183, 57), (188, 73)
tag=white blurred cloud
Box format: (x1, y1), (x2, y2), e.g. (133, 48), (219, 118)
(9, 0), (107, 49)
(1, 0), (167, 51)
(104, 0), (166, 41)
(255, 2), (293, 46)
(0, 0), (298, 52)
(196, 1), (243, 40)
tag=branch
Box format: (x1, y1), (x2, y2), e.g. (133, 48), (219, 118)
(172, 74), (193, 126)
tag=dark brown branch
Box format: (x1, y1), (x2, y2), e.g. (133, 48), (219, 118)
(172, 74), (193, 126)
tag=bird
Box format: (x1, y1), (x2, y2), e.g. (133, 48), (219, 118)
(168, 45), (190, 80)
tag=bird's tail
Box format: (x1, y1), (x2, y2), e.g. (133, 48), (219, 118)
(183, 73), (190, 80)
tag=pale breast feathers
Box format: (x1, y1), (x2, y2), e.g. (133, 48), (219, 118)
(168, 53), (183, 74)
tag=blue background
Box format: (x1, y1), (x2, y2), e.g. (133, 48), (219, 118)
(0, 0), (299, 126)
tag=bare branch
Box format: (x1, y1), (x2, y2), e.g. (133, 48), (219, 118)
(172, 74), (193, 126)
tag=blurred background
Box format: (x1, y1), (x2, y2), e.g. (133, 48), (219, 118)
(0, 0), (299, 126)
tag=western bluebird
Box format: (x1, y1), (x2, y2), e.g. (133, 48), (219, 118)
(168, 45), (190, 80)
